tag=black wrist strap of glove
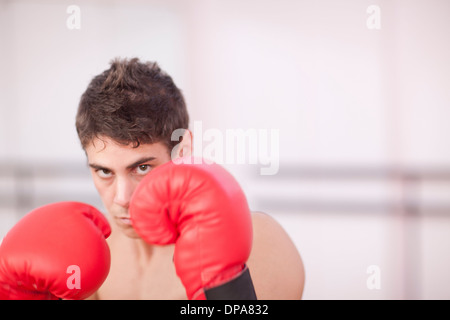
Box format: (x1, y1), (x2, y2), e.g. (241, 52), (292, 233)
(204, 266), (257, 300)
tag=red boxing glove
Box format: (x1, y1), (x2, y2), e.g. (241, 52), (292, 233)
(0, 202), (111, 300)
(130, 157), (256, 300)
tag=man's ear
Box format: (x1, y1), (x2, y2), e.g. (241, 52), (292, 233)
(170, 128), (193, 160)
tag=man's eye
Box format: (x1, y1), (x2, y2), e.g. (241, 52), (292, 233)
(96, 169), (113, 178)
(136, 165), (151, 175)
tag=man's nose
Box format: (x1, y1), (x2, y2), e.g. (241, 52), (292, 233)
(113, 176), (135, 208)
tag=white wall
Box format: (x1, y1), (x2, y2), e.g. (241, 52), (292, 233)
(1, 0), (450, 299)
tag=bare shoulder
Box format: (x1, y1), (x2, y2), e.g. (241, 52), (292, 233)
(247, 211), (305, 300)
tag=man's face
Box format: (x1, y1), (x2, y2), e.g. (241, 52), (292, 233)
(85, 136), (172, 238)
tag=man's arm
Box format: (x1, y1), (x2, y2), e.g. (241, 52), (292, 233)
(248, 212), (305, 300)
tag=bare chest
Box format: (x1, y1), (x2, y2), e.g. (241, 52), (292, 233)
(97, 242), (187, 300)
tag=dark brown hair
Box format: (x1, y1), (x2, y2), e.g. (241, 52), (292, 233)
(76, 57), (189, 151)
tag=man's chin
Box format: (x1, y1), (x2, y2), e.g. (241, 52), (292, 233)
(113, 218), (141, 239)
(124, 228), (142, 239)
(119, 224), (141, 239)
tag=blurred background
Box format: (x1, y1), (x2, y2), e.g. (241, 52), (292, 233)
(1, 0), (450, 299)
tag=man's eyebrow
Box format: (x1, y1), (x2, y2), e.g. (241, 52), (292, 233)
(125, 156), (157, 170)
(88, 156), (157, 171)
(88, 163), (110, 171)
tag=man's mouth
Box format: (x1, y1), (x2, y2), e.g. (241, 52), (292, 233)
(116, 216), (132, 226)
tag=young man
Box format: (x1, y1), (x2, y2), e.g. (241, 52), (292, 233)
(77, 57), (305, 299)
